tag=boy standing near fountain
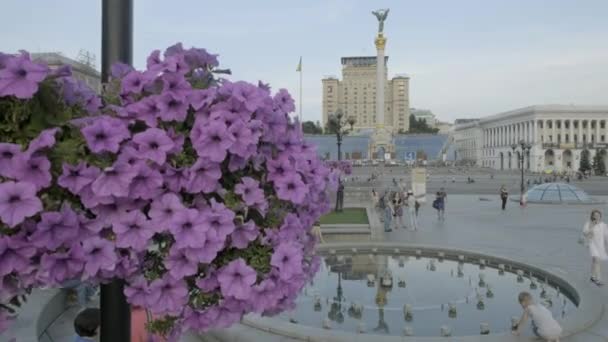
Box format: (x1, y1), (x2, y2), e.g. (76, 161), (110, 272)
(513, 292), (562, 341)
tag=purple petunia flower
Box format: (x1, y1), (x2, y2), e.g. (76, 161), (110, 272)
(146, 49), (163, 71)
(217, 258), (257, 300)
(58, 162), (100, 194)
(0, 181), (43, 227)
(81, 236), (117, 278)
(162, 165), (189, 192)
(184, 47), (219, 69)
(38, 246), (85, 285)
(0, 236), (37, 277)
(149, 193), (184, 227)
(124, 275), (150, 307)
(0, 53), (49, 99)
(0, 143), (23, 178)
(168, 208), (208, 248)
(195, 269), (219, 292)
(274, 172), (307, 204)
(90, 197), (142, 225)
(30, 205), (80, 250)
(270, 243), (303, 280)
(191, 119), (234, 162)
(182, 229), (224, 263)
(161, 73), (191, 96)
(25, 128), (59, 156)
(132, 128), (174, 165)
(266, 155), (295, 183)
(13, 155), (52, 190)
(115, 145), (144, 167)
(157, 91), (188, 122)
(128, 163), (164, 199)
(186, 159), (221, 194)
(120, 70), (149, 94)
(164, 246), (199, 279)
(91, 164), (137, 197)
(188, 88), (216, 111)
(112, 210), (154, 251)
(81, 116), (130, 153)
(129, 96), (161, 127)
(228, 120), (257, 158)
(146, 275), (188, 315)
(204, 200), (236, 239)
(273, 88), (296, 114)
(234, 177), (264, 207)
(230, 220), (259, 249)
(111, 62), (134, 79)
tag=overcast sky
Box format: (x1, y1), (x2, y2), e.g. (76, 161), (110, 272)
(2, 0), (608, 122)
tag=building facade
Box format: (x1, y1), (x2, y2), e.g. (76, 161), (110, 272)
(453, 105), (608, 172)
(32, 52), (102, 93)
(322, 56), (410, 132)
(452, 119), (481, 164)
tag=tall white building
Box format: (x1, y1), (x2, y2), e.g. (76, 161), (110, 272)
(453, 105), (608, 172)
(322, 56), (410, 132)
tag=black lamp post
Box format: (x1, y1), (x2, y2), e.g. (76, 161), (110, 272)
(327, 109), (356, 161)
(100, 0), (132, 341)
(328, 109), (355, 212)
(511, 140), (533, 203)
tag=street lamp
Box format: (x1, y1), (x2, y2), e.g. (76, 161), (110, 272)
(327, 109), (356, 161)
(328, 109), (355, 212)
(511, 140), (533, 203)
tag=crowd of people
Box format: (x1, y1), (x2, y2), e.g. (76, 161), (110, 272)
(372, 188), (420, 232)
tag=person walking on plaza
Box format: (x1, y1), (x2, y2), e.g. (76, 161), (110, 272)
(500, 185), (509, 210)
(383, 197), (393, 232)
(407, 190), (418, 230)
(433, 188), (447, 220)
(582, 209), (608, 286)
(393, 197), (406, 229)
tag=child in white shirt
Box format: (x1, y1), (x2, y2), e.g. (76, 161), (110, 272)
(513, 291), (562, 342)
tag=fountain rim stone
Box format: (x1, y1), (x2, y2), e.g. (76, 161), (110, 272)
(238, 242), (602, 341)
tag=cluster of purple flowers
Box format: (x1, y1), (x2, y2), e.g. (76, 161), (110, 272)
(0, 44), (333, 338)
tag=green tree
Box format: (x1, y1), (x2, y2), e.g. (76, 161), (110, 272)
(302, 120), (322, 134)
(592, 151), (606, 175)
(407, 114), (440, 134)
(579, 150), (592, 173)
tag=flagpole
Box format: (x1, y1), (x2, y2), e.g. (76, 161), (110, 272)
(299, 60), (303, 122)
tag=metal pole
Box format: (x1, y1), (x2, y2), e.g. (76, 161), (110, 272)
(299, 63), (303, 122)
(102, 0), (133, 82)
(101, 0), (132, 341)
(337, 133), (342, 161)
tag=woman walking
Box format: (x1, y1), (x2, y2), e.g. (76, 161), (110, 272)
(407, 190), (418, 230)
(383, 197), (393, 232)
(582, 209), (608, 286)
(500, 185), (509, 210)
(433, 188), (447, 220)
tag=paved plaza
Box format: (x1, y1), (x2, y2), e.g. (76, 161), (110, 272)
(12, 168), (608, 342)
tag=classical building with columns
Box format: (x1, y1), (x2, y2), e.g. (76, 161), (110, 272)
(453, 105), (608, 172)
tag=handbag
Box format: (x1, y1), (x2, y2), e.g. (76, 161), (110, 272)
(432, 199), (439, 209)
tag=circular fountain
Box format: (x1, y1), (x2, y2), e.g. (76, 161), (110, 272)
(236, 243), (601, 341)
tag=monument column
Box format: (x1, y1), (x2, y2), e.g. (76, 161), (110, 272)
(375, 34), (386, 129)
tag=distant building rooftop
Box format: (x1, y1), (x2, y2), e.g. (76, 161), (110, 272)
(32, 52), (100, 77)
(341, 56), (389, 67)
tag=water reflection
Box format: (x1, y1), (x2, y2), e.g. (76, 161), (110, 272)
(280, 252), (577, 337)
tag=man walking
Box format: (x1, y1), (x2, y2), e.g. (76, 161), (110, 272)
(500, 185), (509, 210)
